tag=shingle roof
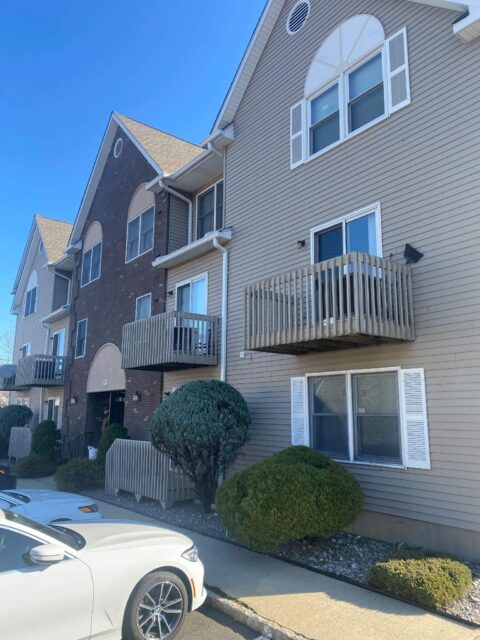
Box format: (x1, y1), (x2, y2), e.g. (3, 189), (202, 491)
(115, 113), (203, 175)
(36, 215), (73, 264)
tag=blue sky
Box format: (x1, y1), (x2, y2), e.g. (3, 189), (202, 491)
(0, 0), (264, 337)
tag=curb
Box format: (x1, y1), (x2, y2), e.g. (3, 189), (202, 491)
(206, 589), (312, 640)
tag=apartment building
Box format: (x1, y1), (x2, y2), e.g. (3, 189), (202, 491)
(121, 0), (480, 557)
(2, 215), (73, 428)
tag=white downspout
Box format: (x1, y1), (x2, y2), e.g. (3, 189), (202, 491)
(213, 238), (228, 383)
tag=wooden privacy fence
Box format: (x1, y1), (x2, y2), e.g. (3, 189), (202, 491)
(105, 439), (195, 509)
(245, 252), (414, 352)
(8, 427), (32, 460)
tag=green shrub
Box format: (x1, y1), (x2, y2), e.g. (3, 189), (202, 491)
(369, 551), (472, 609)
(216, 446), (363, 552)
(31, 420), (60, 462)
(14, 453), (57, 478)
(96, 423), (128, 466)
(55, 458), (104, 493)
(151, 380), (250, 513)
(0, 405), (32, 455)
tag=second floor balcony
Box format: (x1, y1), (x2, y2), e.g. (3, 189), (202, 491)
(122, 310), (220, 372)
(15, 355), (67, 388)
(244, 252), (414, 355)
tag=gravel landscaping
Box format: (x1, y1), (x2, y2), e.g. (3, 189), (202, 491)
(86, 488), (480, 625)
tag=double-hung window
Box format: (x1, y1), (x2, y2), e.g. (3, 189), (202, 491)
(75, 319), (88, 358)
(135, 293), (152, 321)
(310, 84), (340, 155)
(24, 287), (37, 317)
(81, 242), (102, 286)
(197, 182), (224, 239)
(126, 207), (155, 262)
(347, 53), (385, 133)
(20, 344), (31, 359)
(309, 370), (402, 465)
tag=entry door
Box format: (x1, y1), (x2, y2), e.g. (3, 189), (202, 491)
(52, 330), (65, 356)
(176, 277), (208, 352)
(176, 276), (207, 315)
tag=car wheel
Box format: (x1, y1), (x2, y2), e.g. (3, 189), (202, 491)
(124, 570), (188, 640)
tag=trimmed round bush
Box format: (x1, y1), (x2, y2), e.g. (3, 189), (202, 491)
(216, 446), (363, 552)
(96, 423), (128, 466)
(14, 453), (56, 479)
(31, 420), (60, 462)
(151, 380), (250, 512)
(55, 458), (104, 493)
(369, 552), (472, 609)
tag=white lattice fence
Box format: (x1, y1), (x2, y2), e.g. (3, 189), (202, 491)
(8, 427), (32, 460)
(105, 439), (195, 509)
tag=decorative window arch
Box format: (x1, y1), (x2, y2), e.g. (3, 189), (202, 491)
(24, 270), (38, 317)
(290, 15), (411, 168)
(81, 221), (103, 286)
(125, 184), (155, 262)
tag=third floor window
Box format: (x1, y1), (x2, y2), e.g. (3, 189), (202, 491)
(126, 207), (155, 262)
(197, 181), (223, 239)
(81, 242), (102, 286)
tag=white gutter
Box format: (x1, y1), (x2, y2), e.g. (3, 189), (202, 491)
(146, 176), (194, 244)
(213, 237), (229, 383)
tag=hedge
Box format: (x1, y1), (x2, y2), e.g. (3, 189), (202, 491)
(14, 453), (57, 479)
(55, 458), (104, 493)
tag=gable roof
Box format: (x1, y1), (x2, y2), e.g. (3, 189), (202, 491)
(36, 215), (73, 264)
(212, 0), (469, 131)
(69, 112), (203, 248)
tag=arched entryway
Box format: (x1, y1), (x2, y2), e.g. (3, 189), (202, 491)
(86, 343), (126, 443)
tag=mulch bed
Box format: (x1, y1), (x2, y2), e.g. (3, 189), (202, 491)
(86, 488), (480, 625)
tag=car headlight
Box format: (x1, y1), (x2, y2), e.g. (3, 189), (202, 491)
(78, 504), (99, 513)
(182, 545), (199, 562)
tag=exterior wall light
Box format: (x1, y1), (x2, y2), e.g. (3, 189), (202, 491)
(70, 396), (78, 405)
(132, 391), (141, 402)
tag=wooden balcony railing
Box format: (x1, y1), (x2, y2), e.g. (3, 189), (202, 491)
(245, 252), (414, 354)
(122, 310), (220, 371)
(15, 355), (67, 388)
(0, 372), (20, 392)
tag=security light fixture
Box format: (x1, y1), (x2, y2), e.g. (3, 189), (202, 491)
(297, 239), (306, 247)
(404, 243), (424, 264)
(132, 391), (141, 402)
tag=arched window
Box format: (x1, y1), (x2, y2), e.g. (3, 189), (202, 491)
(125, 184), (155, 263)
(24, 271), (38, 318)
(290, 16), (411, 168)
(81, 221), (103, 286)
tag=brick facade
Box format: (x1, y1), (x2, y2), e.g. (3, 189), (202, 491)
(63, 129), (167, 443)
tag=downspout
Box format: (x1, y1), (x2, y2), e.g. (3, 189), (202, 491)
(213, 238), (228, 383)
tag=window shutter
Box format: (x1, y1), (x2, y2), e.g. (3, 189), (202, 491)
(290, 101), (304, 168)
(400, 369), (430, 469)
(291, 377), (309, 446)
(386, 28), (411, 114)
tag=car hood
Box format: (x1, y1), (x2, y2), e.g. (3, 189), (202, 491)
(63, 519), (193, 552)
(5, 489), (95, 505)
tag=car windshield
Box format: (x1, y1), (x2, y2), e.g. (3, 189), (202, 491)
(4, 510), (85, 550)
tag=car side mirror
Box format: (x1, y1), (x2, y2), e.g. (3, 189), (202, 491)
(30, 544), (65, 565)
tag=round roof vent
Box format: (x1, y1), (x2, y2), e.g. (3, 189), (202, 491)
(113, 137), (123, 158)
(287, 1), (310, 35)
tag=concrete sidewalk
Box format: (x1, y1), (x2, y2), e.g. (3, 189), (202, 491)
(17, 478), (480, 640)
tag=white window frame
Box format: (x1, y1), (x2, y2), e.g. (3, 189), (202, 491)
(75, 318), (88, 359)
(310, 203), (383, 264)
(306, 367), (407, 469)
(135, 293), (153, 321)
(24, 286), (38, 318)
(195, 180), (224, 240)
(80, 242), (102, 287)
(20, 343), (31, 359)
(175, 273), (209, 314)
(52, 329), (65, 357)
(306, 47), (389, 163)
(125, 205), (155, 263)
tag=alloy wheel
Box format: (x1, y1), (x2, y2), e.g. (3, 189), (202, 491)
(136, 580), (184, 639)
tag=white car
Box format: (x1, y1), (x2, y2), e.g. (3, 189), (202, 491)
(0, 488), (102, 523)
(0, 509), (206, 640)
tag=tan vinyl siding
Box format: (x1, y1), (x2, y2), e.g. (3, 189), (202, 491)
(223, 0), (480, 533)
(168, 195), (189, 252)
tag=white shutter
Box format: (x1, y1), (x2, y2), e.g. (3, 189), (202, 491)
(290, 101), (304, 169)
(386, 28), (411, 114)
(400, 368), (430, 469)
(291, 376), (309, 446)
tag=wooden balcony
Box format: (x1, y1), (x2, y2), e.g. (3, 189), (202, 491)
(15, 355), (67, 388)
(0, 372), (21, 392)
(122, 310), (220, 371)
(244, 252), (414, 355)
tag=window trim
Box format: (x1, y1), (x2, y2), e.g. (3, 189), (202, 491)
(305, 47), (388, 164)
(195, 180), (224, 240)
(175, 273), (209, 314)
(306, 367), (407, 469)
(125, 205), (156, 264)
(75, 318), (88, 359)
(24, 285), (38, 318)
(20, 343), (31, 359)
(80, 241), (102, 287)
(135, 293), (153, 321)
(309, 203), (383, 264)
(52, 329), (65, 357)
